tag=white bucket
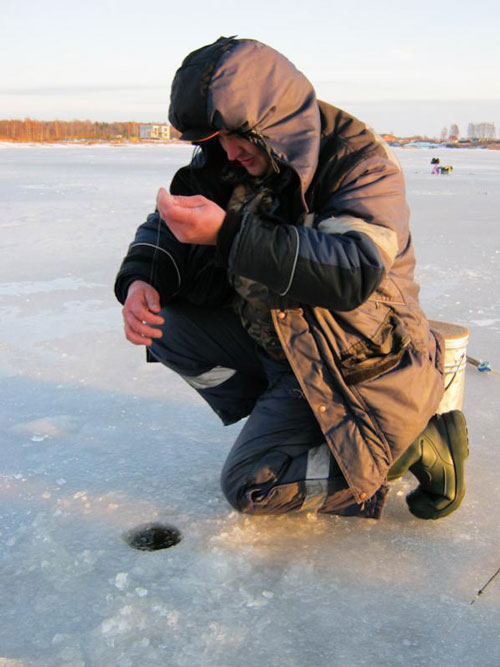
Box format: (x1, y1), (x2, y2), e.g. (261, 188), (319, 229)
(429, 320), (470, 414)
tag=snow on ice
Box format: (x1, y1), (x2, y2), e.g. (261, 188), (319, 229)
(0, 143), (499, 666)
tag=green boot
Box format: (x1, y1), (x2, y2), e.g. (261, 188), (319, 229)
(388, 410), (469, 520)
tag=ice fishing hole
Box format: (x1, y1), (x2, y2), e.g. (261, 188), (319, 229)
(123, 522), (182, 551)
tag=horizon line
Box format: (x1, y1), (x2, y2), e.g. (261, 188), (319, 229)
(1, 85), (500, 104)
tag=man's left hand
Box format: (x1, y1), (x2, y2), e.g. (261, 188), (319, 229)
(156, 188), (225, 245)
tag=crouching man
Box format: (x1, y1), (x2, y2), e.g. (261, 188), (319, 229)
(115, 37), (468, 520)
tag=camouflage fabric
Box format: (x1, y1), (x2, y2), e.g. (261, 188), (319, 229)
(226, 183), (287, 361)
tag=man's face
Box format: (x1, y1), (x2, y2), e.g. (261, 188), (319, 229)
(218, 132), (270, 177)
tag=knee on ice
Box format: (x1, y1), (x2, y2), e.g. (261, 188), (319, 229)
(220, 451), (292, 513)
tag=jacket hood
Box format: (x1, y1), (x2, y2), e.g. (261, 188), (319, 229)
(169, 37), (321, 197)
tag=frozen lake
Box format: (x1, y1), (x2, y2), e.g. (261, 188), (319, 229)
(1, 143), (499, 666)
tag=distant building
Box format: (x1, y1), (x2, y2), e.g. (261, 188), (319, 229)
(139, 123), (172, 140)
(139, 124), (153, 139)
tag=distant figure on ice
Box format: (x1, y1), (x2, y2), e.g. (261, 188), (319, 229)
(115, 37), (468, 521)
(439, 165), (453, 174)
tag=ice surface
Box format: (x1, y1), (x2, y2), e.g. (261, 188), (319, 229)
(0, 144), (499, 666)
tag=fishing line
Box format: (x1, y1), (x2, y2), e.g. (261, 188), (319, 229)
(148, 208), (162, 287)
(148, 144), (201, 288)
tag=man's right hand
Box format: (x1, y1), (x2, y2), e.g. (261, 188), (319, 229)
(122, 280), (164, 346)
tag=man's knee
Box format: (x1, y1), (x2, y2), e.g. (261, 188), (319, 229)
(149, 302), (221, 380)
(220, 450), (293, 513)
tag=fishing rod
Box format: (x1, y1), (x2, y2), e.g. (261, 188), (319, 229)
(466, 356), (500, 376)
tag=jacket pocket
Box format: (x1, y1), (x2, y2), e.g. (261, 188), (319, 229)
(340, 311), (411, 385)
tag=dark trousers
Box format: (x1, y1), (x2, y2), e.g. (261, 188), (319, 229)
(149, 301), (354, 515)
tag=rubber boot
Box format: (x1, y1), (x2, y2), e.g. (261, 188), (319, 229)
(388, 410), (469, 520)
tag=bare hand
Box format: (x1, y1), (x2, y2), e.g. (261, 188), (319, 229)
(156, 188), (225, 245)
(122, 280), (164, 346)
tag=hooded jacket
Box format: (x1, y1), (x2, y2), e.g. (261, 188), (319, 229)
(115, 37), (445, 515)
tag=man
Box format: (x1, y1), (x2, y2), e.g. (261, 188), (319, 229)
(115, 36), (468, 520)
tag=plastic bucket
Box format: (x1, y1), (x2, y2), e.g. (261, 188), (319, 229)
(429, 320), (470, 413)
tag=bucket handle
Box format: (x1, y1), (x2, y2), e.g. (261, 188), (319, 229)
(444, 352), (466, 392)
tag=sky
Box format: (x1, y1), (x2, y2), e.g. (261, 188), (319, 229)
(1, 0), (499, 137)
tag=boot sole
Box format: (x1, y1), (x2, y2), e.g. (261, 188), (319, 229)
(407, 410), (469, 520)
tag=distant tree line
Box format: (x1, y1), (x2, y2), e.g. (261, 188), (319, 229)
(2, 118), (499, 143)
(440, 124), (460, 140)
(0, 119), (142, 142)
(467, 122), (497, 140)
(440, 122), (499, 141)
